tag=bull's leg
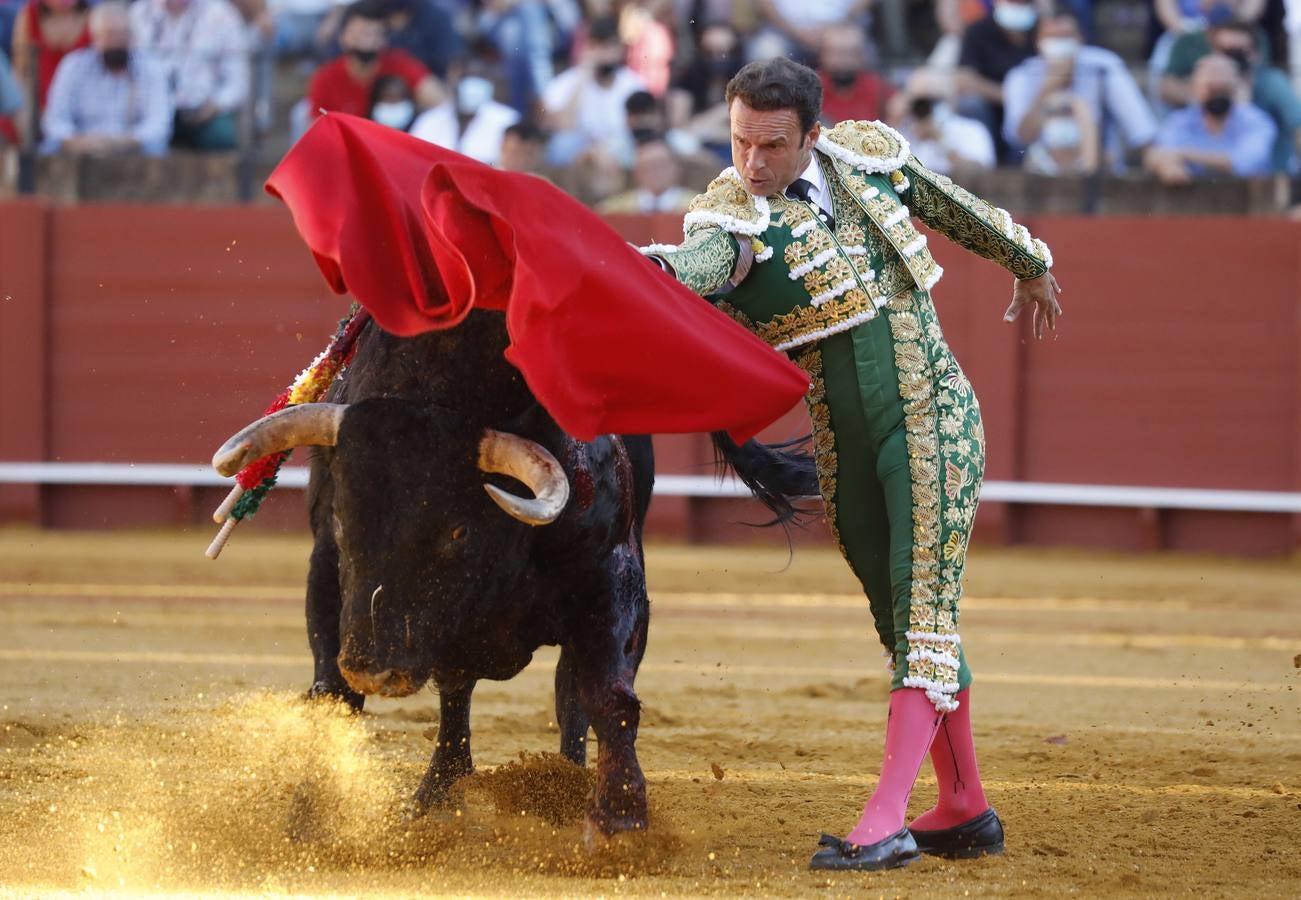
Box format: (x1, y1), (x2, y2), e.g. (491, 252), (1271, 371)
(411, 682), (475, 814)
(304, 537), (364, 711)
(573, 547), (650, 837)
(555, 645), (589, 766)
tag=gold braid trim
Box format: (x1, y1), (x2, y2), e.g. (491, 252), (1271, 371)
(902, 156), (1052, 280)
(792, 346), (844, 555)
(886, 292), (961, 712)
(756, 287), (883, 352)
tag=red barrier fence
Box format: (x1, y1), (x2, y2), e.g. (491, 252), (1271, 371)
(1, 201), (1298, 554)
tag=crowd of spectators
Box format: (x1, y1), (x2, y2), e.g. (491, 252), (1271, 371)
(1, 0), (1299, 203)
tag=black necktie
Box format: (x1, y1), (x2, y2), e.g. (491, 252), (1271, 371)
(786, 178), (814, 203)
(786, 178), (833, 229)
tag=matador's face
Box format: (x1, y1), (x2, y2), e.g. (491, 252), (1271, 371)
(729, 99), (819, 199)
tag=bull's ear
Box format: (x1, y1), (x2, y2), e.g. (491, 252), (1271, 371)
(212, 403), (349, 477)
(477, 430), (569, 525)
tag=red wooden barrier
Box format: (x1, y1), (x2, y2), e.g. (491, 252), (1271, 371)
(1, 202), (1298, 553)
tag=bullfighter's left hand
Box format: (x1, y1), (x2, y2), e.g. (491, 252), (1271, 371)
(1004, 271), (1062, 340)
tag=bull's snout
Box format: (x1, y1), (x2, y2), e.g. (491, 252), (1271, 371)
(341, 666), (393, 694)
(338, 656), (425, 698)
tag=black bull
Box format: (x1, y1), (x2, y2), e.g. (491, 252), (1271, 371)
(213, 311), (655, 835)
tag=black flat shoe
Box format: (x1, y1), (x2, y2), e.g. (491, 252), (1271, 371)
(808, 828), (920, 871)
(909, 807), (1005, 859)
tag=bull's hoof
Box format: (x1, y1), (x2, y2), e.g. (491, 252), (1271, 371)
(583, 807), (649, 850)
(305, 679), (364, 712)
(409, 770), (472, 821)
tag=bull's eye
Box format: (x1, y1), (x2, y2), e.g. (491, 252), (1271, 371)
(451, 525), (467, 541)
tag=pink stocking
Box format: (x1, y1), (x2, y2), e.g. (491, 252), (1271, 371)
(909, 688), (990, 830)
(844, 687), (943, 845)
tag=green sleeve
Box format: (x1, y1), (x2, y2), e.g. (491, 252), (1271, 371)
(646, 226), (740, 297)
(901, 155), (1052, 280)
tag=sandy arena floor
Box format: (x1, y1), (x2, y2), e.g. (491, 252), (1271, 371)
(0, 527), (1298, 898)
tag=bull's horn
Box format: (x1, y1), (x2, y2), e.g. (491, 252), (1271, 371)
(477, 430), (569, 525)
(212, 403), (348, 477)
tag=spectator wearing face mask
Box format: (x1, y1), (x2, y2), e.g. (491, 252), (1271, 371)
(817, 25), (891, 125)
(1003, 10), (1157, 167)
(307, 0), (444, 121)
(1161, 14), (1300, 170)
(1022, 91), (1098, 174)
(1145, 53), (1276, 182)
(368, 73), (416, 131)
(892, 66), (995, 174)
(541, 15), (645, 166)
(598, 138), (693, 213)
(955, 0), (1039, 160)
(40, 1), (172, 155)
(410, 65), (521, 165)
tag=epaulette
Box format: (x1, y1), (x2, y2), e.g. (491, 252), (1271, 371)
(682, 167), (771, 236)
(817, 120), (912, 175)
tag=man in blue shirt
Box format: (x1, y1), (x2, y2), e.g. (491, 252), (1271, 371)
(1145, 54), (1276, 183)
(1002, 10), (1157, 167)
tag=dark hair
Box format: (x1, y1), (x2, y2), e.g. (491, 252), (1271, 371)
(725, 58), (823, 134)
(341, 0), (388, 28)
(369, 74), (411, 106)
(1043, 6), (1084, 30)
(624, 90), (659, 116)
(587, 16), (620, 45)
(504, 121), (544, 144)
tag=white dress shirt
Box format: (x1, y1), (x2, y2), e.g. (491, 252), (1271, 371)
(791, 153), (834, 221)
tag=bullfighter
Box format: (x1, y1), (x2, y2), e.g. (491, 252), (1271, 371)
(642, 57), (1062, 871)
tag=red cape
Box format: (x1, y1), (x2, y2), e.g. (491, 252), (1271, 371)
(265, 113), (808, 442)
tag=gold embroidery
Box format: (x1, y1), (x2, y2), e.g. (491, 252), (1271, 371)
(902, 156), (1050, 280)
(783, 227), (836, 271)
(793, 347), (844, 555)
(755, 287), (881, 350)
(685, 170), (765, 233)
(887, 291), (963, 699)
(713, 299), (757, 333)
(659, 227), (738, 296)
(821, 120), (909, 170)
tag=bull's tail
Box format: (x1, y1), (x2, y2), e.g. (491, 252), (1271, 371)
(709, 431), (820, 528)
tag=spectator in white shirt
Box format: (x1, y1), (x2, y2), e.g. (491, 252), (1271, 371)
(541, 15), (645, 165)
(130, 0), (249, 150)
(1002, 10), (1156, 167)
(892, 66), (996, 174)
(1022, 91), (1100, 175)
(40, 1), (172, 155)
(410, 66), (521, 166)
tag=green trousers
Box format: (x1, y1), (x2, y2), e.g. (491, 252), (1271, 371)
(792, 290), (983, 709)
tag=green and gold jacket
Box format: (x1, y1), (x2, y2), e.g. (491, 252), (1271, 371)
(644, 120), (1054, 353)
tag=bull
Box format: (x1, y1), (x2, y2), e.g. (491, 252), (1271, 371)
(211, 310), (654, 835)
